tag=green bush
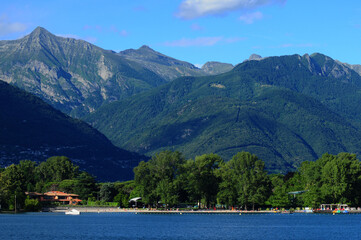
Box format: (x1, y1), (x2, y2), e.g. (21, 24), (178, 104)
(24, 197), (41, 212)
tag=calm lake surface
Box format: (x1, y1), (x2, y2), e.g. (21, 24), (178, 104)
(1, 212), (361, 239)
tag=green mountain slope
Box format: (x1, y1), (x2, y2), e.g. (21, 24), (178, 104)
(0, 27), (165, 117)
(85, 53), (361, 173)
(233, 53), (361, 122)
(0, 81), (145, 181)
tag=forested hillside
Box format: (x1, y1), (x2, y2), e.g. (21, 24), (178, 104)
(86, 53), (361, 173)
(0, 81), (145, 180)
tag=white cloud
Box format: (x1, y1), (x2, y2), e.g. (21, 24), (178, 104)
(163, 36), (245, 47)
(176, 0), (286, 19)
(239, 11), (263, 24)
(0, 15), (27, 36)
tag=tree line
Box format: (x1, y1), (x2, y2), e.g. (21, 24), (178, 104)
(1, 151), (361, 211)
(132, 151), (361, 209)
(0, 156), (133, 211)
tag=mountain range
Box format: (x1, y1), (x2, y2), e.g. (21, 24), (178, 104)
(118, 46), (233, 80)
(85, 53), (361, 173)
(2, 26), (361, 175)
(0, 27), (232, 118)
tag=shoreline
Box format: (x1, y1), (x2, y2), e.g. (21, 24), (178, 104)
(43, 207), (361, 214)
(45, 207), (284, 214)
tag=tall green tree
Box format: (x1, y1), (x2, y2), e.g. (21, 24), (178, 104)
(99, 182), (116, 202)
(133, 161), (154, 205)
(220, 152), (270, 210)
(266, 174), (291, 208)
(320, 153), (361, 205)
(299, 153), (361, 207)
(0, 160), (36, 209)
(217, 161), (239, 208)
(35, 156), (79, 192)
(184, 153), (223, 208)
(133, 150), (185, 207)
(73, 172), (97, 200)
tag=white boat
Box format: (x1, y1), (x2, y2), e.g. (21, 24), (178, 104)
(65, 209), (80, 215)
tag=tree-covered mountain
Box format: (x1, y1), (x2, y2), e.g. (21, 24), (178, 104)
(0, 81), (145, 181)
(0, 27), (166, 118)
(85, 53), (361, 173)
(118, 45), (208, 81)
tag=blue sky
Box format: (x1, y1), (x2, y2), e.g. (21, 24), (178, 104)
(1, 0), (360, 66)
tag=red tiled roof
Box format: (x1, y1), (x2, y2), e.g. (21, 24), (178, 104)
(44, 191), (79, 197)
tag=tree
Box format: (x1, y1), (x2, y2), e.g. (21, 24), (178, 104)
(223, 152), (270, 210)
(59, 179), (77, 193)
(320, 153), (361, 205)
(35, 156), (79, 192)
(298, 153), (361, 207)
(156, 179), (178, 207)
(133, 161), (156, 206)
(113, 192), (130, 207)
(217, 161), (239, 208)
(266, 174), (291, 208)
(24, 197), (41, 211)
(0, 160), (36, 210)
(114, 180), (136, 207)
(73, 172), (97, 201)
(99, 182), (116, 202)
(184, 154), (223, 208)
(133, 150), (185, 207)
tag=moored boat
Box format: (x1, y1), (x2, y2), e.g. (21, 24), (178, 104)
(65, 209), (80, 215)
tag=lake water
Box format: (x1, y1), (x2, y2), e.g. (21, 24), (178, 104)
(1, 212), (361, 239)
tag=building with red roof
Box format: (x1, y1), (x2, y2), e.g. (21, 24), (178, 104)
(26, 191), (82, 205)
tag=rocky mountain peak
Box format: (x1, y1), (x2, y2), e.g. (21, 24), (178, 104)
(139, 45), (154, 51)
(248, 54), (262, 61)
(308, 53), (353, 79)
(201, 61), (234, 75)
(21, 26), (58, 50)
(28, 26), (53, 40)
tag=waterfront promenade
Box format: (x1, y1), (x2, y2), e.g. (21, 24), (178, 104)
(45, 206), (361, 214)
(47, 207), (279, 214)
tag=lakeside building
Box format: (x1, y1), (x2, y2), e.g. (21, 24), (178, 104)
(25, 191), (82, 205)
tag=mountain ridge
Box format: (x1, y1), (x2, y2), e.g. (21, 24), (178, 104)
(0, 80), (145, 181)
(0, 27), (235, 118)
(85, 52), (361, 173)
(0, 27), (166, 118)
(118, 45), (233, 81)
